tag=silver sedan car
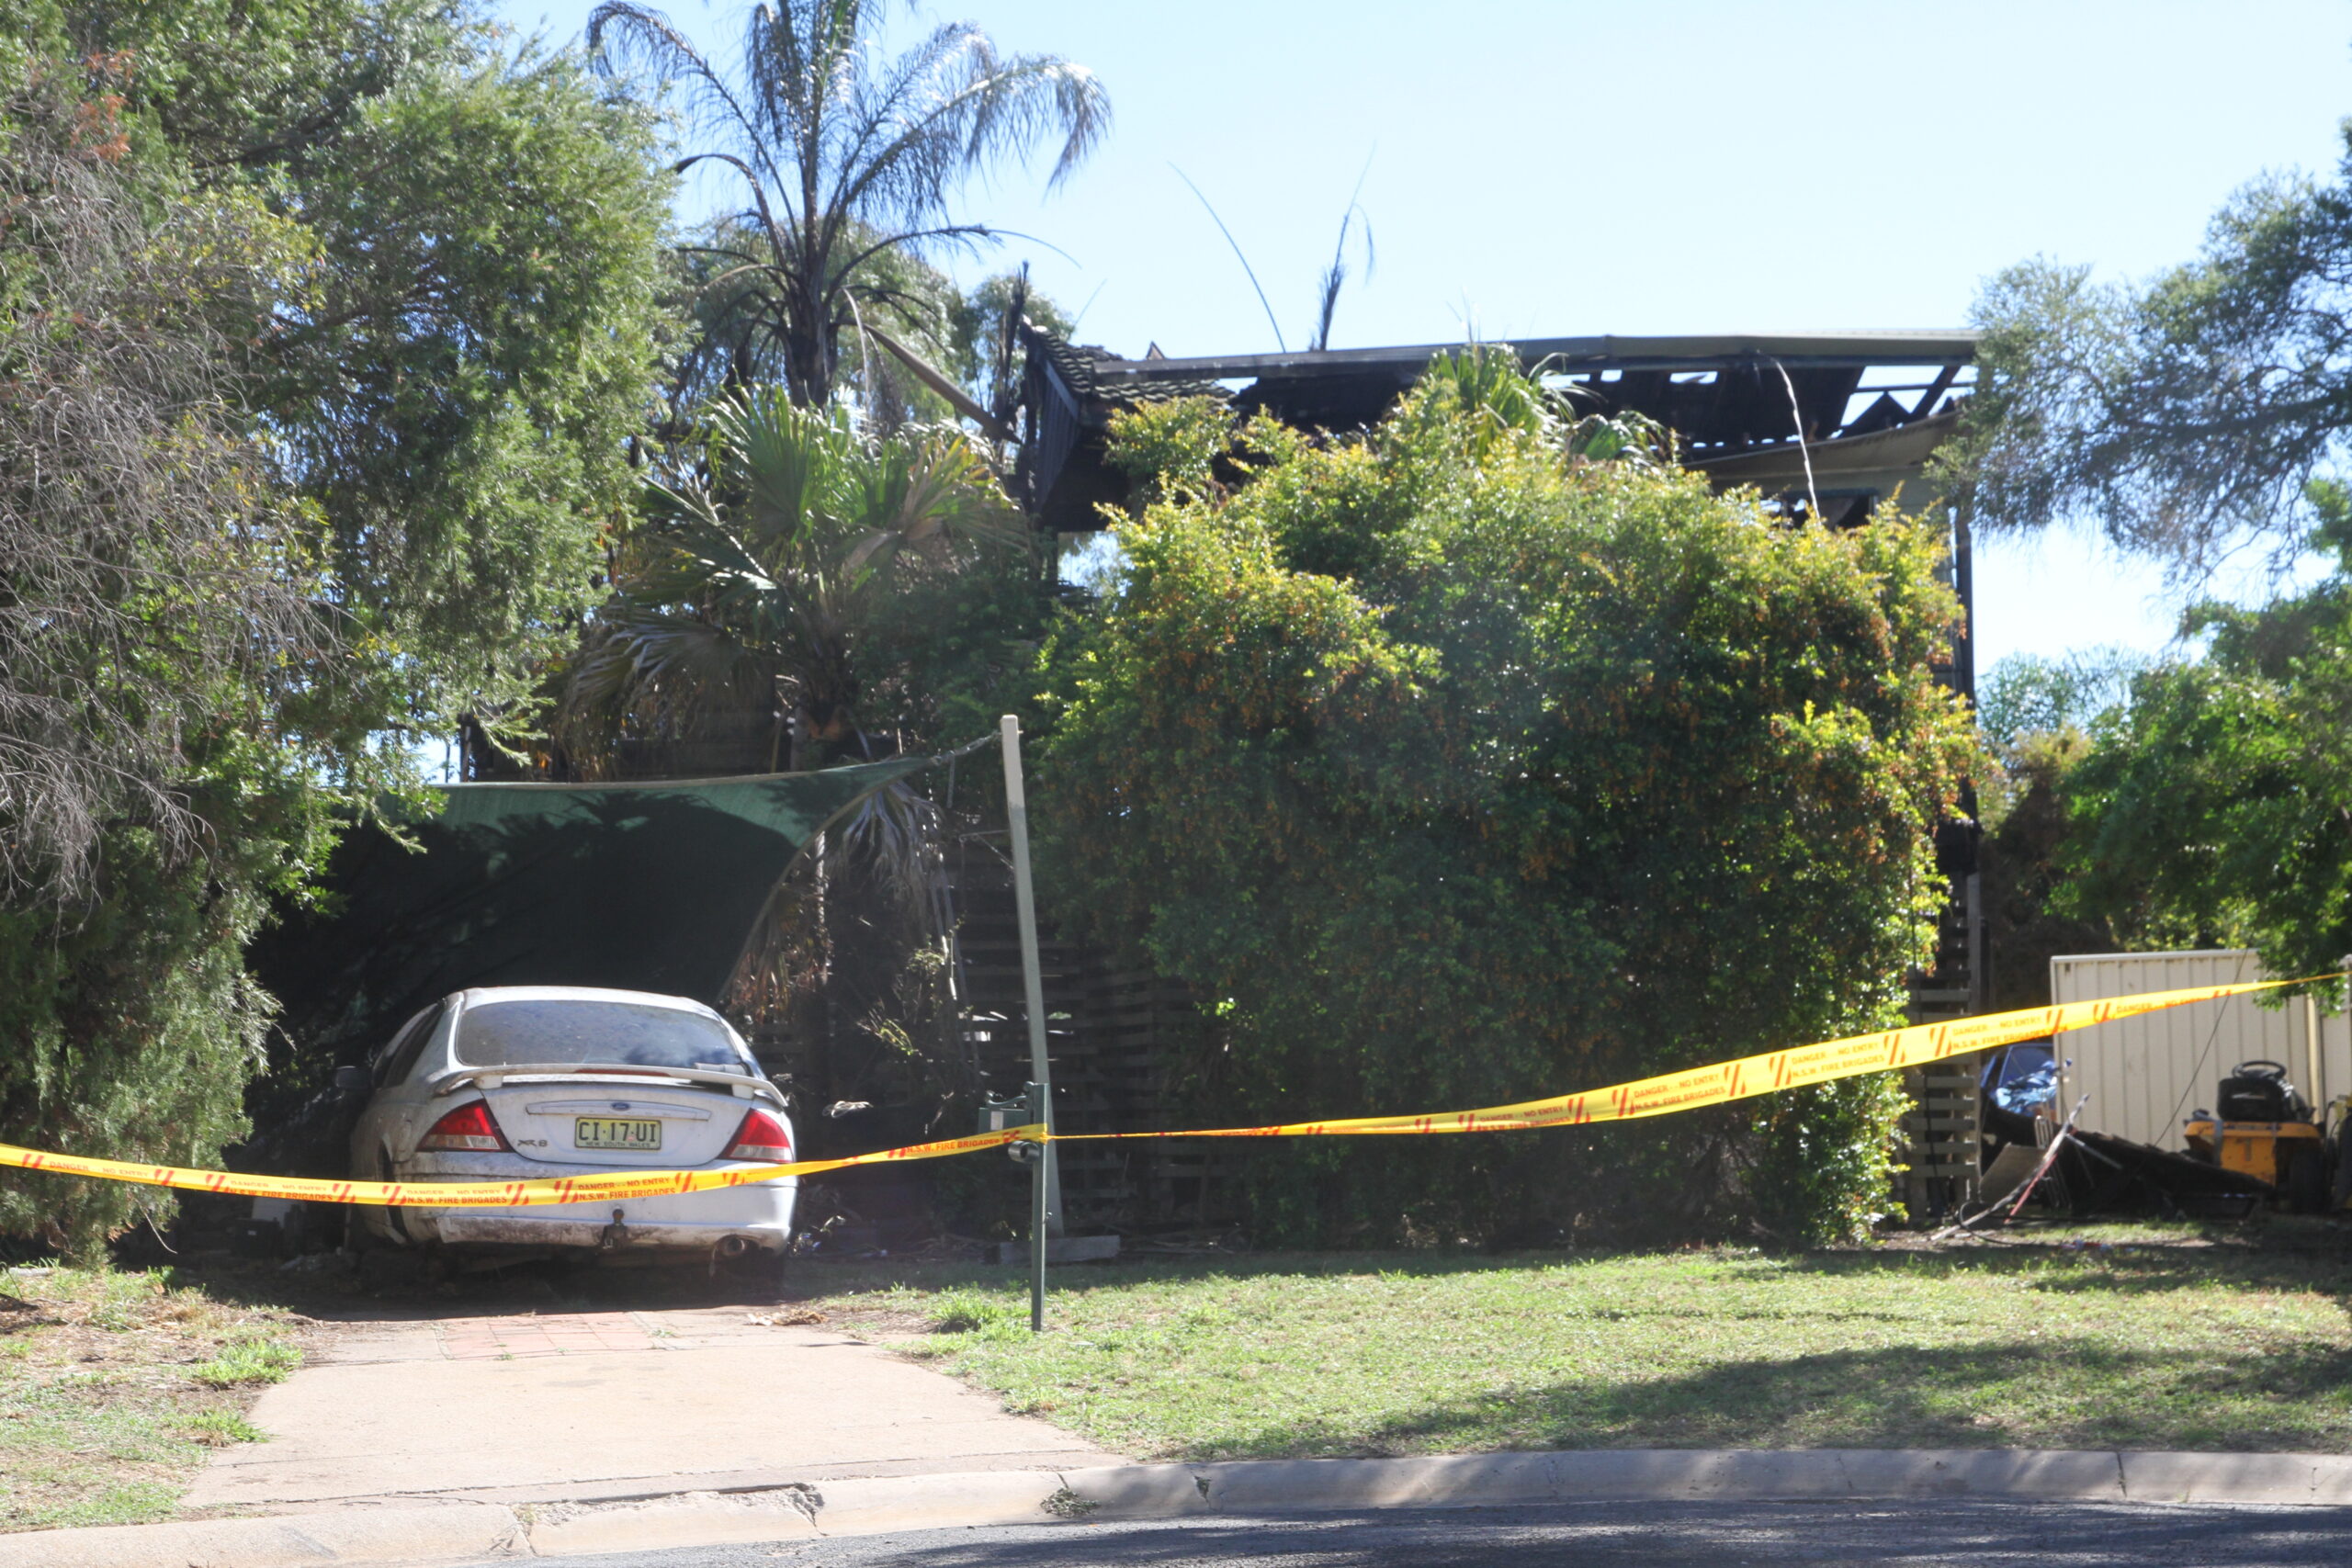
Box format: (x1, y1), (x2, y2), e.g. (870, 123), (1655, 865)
(345, 986), (798, 1267)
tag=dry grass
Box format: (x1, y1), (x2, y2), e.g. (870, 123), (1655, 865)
(0, 1264), (310, 1531)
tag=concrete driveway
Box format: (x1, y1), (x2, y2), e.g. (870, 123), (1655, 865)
(184, 1301), (1120, 1509)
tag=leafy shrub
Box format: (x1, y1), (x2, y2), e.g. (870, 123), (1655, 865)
(2050, 482), (2352, 991)
(1038, 360), (1975, 1247)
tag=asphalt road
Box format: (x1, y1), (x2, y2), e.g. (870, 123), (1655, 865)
(490, 1499), (2352, 1567)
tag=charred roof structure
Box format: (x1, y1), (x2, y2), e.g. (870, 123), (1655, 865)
(1012, 329), (1979, 534)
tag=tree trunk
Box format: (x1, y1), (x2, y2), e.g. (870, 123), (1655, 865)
(790, 649), (863, 769)
(784, 322), (830, 409)
(783, 267), (836, 407)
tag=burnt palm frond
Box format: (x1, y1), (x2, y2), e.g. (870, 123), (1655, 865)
(832, 777), (948, 923)
(1309, 151), (1377, 354)
(986, 263), (1030, 429)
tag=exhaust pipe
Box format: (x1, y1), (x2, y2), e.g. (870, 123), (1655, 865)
(716, 1235), (755, 1260)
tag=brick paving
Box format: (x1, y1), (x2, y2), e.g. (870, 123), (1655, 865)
(436, 1313), (657, 1359)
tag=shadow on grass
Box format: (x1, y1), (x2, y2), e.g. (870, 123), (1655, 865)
(1782, 1230), (2352, 1303)
(815, 1248), (1544, 1289)
(807, 1233), (2352, 1308)
(176, 1245), (1555, 1319)
(147, 1223), (2352, 1326)
(1210, 1336), (2352, 1461)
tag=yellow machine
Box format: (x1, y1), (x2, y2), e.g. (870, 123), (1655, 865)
(2184, 1060), (2336, 1213)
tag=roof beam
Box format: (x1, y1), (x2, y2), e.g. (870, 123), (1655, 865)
(1085, 332), (1979, 386)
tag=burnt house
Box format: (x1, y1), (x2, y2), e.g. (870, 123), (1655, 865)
(1012, 328), (1990, 1223)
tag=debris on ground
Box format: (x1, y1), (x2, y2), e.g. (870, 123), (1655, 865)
(745, 1307), (828, 1326)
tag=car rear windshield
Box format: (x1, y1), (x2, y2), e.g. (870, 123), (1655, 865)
(454, 999), (752, 1076)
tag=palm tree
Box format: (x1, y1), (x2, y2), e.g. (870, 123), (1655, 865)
(589, 0), (1109, 411)
(662, 213), (1004, 441)
(561, 390), (1025, 1111)
(559, 387), (1024, 773)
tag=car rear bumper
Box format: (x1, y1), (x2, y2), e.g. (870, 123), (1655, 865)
(379, 1155), (797, 1253)
(429, 1211), (790, 1251)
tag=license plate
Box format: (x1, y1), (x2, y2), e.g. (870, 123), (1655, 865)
(574, 1117), (662, 1151)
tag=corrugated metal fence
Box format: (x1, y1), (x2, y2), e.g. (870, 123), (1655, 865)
(2052, 950), (2349, 1149)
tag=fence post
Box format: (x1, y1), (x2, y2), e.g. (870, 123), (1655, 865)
(1000, 715), (1061, 1245)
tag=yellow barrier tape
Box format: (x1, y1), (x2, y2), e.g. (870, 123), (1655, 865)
(0, 1126), (1043, 1208)
(0, 976), (2325, 1207)
(1053, 977), (2311, 1141)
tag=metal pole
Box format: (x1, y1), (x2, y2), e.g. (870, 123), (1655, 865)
(1000, 716), (1061, 1237)
(2306, 992), (2324, 1114)
(1028, 1080), (1047, 1333)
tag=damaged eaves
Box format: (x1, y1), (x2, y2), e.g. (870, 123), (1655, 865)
(1012, 327), (1981, 533)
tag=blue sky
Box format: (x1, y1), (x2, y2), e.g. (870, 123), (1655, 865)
(496, 0), (2352, 671)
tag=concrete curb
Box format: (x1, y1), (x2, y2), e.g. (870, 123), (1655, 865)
(520, 1472), (1071, 1558)
(12, 1450), (2352, 1566)
(1058, 1449), (2352, 1516)
(0, 1502), (526, 1568)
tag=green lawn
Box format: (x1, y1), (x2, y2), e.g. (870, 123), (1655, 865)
(0, 1265), (305, 1530)
(804, 1223), (2352, 1461)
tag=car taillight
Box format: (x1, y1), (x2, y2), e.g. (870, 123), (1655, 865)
(418, 1100), (510, 1153)
(724, 1108), (793, 1162)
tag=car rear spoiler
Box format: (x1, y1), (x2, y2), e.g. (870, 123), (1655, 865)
(429, 1063), (786, 1108)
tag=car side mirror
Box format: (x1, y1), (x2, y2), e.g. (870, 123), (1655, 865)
(334, 1066), (368, 1097)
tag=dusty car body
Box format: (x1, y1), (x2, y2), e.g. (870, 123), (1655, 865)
(346, 986), (797, 1266)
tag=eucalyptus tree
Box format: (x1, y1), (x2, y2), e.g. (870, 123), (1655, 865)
(1939, 120), (2352, 582)
(3, 0), (678, 1251)
(0, 39), (356, 1252)
(43, 0), (677, 755)
(0, 52), (314, 904)
(588, 0), (1108, 411)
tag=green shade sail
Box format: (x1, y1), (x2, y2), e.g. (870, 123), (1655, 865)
(251, 761), (932, 1068)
